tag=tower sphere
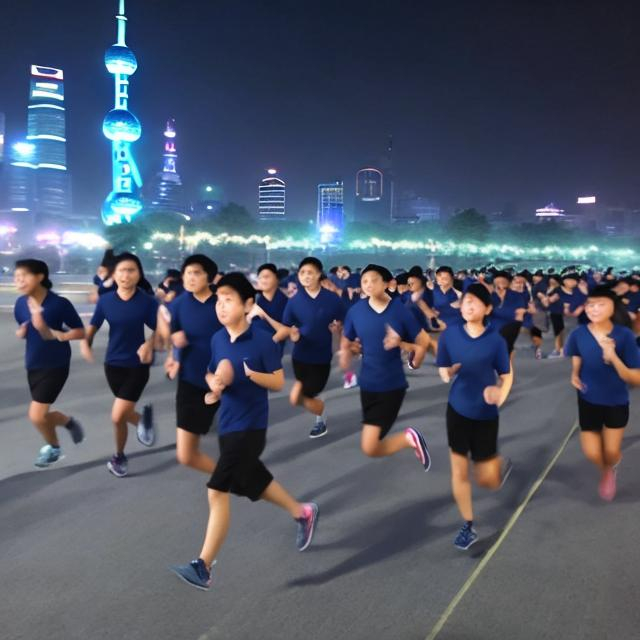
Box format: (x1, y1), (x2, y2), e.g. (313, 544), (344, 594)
(105, 44), (138, 75)
(103, 109), (142, 142)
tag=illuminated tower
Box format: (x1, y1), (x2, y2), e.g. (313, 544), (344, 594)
(102, 0), (143, 225)
(258, 168), (286, 220)
(317, 181), (344, 243)
(148, 118), (186, 216)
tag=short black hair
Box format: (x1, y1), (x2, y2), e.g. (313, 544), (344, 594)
(216, 272), (257, 303)
(181, 254), (218, 282)
(361, 263), (393, 283)
(257, 262), (278, 277)
(15, 259), (52, 289)
(298, 256), (323, 272)
(436, 265), (454, 276)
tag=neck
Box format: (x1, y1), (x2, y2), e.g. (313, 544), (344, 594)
(193, 288), (212, 301)
(305, 284), (321, 296)
(226, 317), (249, 341)
(465, 320), (486, 336)
(262, 288), (276, 301)
(118, 286), (136, 300)
(369, 292), (390, 306)
(591, 319), (614, 333)
(31, 286), (48, 304)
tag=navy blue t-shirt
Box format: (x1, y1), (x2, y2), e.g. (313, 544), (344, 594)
(404, 289), (433, 331)
(282, 287), (346, 364)
(546, 287), (564, 314)
(14, 291), (84, 370)
(564, 324), (640, 406)
(170, 291), (222, 388)
(625, 290), (640, 313)
(436, 323), (511, 420)
(208, 325), (283, 435)
(560, 287), (588, 324)
(253, 289), (288, 337)
(490, 290), (526, 331)
(433, 285), (463, 325)
(93, 274), (117, 297)
(344, 297), (422, 392)
(90, 289), (158, 367)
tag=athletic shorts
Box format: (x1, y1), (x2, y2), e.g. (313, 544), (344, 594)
(446, 403), (499, 462)
(207, 429), (273, 501)
(550, 313), (565, 337)
(292, 359), (331, 398)
(499, 321), (522, 354)
(360, 388), (406, 439)
(530, 326), (543, 339)
(176, 379), (219, 435)
(104, 364), (150, 402)
(27, 366), (69, 404)
(578, 396), (629, 432)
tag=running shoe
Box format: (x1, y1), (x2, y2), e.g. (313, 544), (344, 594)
(407, 352), (417, 370)
(405, 427), (431, 471)
(534, 347), (543, 360)
(499, 457), (513, 489)
(343, 372), (358, 389)
(309, 420), (328, 439)
(34, 445), (64, 468)
(454, 522), (478, 550)
(107, 453), (128, 478)
(65, 417), (85, 444)
(547, 350), (563, 359)
(169, 558), (213, 591)
(137, 404), (156, 447)
(599, 466), (617, 502)
(296, 502), (319, 551)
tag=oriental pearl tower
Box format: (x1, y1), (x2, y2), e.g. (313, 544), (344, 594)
(101, 0), (143, 225)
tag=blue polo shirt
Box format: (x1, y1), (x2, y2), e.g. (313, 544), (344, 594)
(546, 287), (564, 314)
(170, 291), (222, 388)
(253, 289), (288, 337)
(560, 288), (588, 324)
(490, 290), (526, 331)
(208, 325), (282, 435)
(90, 289), (158, 367)
(282, 287), (346, 364)
(14, 291), (84, 370)
(433, 286), (463, 326)
(344, 297), (422, 392)
(436, 323), (511, 420)
(564, 324), (640, 406)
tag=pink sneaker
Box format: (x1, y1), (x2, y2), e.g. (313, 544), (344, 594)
(598, 467), (617, 501)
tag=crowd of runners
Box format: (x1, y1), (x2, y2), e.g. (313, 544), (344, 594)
(11, 250), (640, 590)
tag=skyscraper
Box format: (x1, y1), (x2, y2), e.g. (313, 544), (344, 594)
(317, 181), (344, 243)
(0, 112), (5, 166)
(258, 168), (286, 220)
(354, 167), (386, 224)
(147, 118), (186, 216)
(102, 0), (143, 225)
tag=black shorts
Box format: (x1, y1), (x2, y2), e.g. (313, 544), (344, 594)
(499, 321), (522, 354)
(578, 396), (629, 432)
(207, 429), (273, 501)
(104, 364), (150, 402)
(292, 359), (331, 398)
(360, 388), (406, 439)
(550, 313), (565, 337)
(176, 379), (219, 435)
(446, 404), (499, 462)
(27, 366), (69, 404)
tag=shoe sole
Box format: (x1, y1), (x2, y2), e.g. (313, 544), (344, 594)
(406, 429), (431, 472)
(137, 427), (156, 447)
(309, 429), (328, 439)
(107, 462), (128, 478)
(454, 536), (479, 551)
(298, 504), (319, 552)
(34, 454), (65, 469)
(169, 567), (210, 591)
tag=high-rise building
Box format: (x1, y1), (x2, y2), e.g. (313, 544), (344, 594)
(354, 167), (386, 223)
(0, 112), (5, 166)
(258, 168), (286, 220)
(396, 193), (440, 223)
(102, 0), (143, 225)
(147, 118), (186, 216)
(8, 141), (37, 215)
(317, 181), (344, 243)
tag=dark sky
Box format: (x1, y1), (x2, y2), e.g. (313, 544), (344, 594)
(2, 0), (640, 221)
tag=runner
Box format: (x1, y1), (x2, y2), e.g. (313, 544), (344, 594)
(169, 273), (319, 590)
(542, 273), (565, 358)
(437, 283), (513, 550)
(81, 252), (159, 477)
(13, 259), (86, 467)
(249, 263), (289, 350)
(339, 264), (432, 468)
(278, 257), (346, 438)
(432, 266), (463, 329)
(565, 285), (640, 501)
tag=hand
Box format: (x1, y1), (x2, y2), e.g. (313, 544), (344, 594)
(383, 324), (402, 350)
(349, 337), (362, 355)
(80, 340), (95, 363)
(243, 360), (254, 379)
(49, 329), (66, 342)
(571, 373), (586, 393)
(598, 336), (616, 364)
(164, 357), (180, 380)
(289, 326), (301, 343)
(205, 372), (226, 403)
(483, 385), (502, 405)
(15, 322), (28, 339)
(172, 330), (188, 349)
(247, 304), (265, 321)
(438, 363), (461, 383)
(328, 320), (343, 335)
(137, 342), (153, 364)
(27, 298), (46, 331)
(411, 291), (422, 303)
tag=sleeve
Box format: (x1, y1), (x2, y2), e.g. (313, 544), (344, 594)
(90, 297), (106, 329)
(435, 331), (452, 367)
(261, 336), (283, 373)
(207, 332), (220, 373)
(282, 298), (296, 327)
(145, 296), (159, 331)
(169, 299), (182, 333)
(343, 307), (358, 341)
(398, 304), (422, 342)
(493, 337), (511, 375)
(334, 297), (347, 322)
(92, 274), (101, 286)
(563, 329), (579, 357)
(14, 299), (27, 325)
(62, 298), (84, 329)
(619, 329), (640, 369)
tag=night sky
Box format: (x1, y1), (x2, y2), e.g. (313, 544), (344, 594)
(1, 0), (639, 221)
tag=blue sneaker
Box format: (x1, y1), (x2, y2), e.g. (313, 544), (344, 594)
(405, 428), (431, 471)
(309, 420), (327, 439)
(34, 445), (64, 468)
(65, 417), (85, 444)
(296, 503), (319, 551)
(454, 522), (478, 550)
(107, 453), (128, 478)
(170, 558), (213, 591)
(137, 404), (156, 447)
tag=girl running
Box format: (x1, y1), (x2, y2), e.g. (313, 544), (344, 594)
(14, 259), (86, 467)
(565, 285), (640, 501)
(248, 263), (289, 351)
(81, 253), (159, 477)
(432, 266), (463, 329)
(541, 274), (565, 358)
(170, 273), (318, 590)
(437, 283), (513, 550)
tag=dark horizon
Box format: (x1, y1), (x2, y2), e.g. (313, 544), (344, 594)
(1, 0), (639, 222)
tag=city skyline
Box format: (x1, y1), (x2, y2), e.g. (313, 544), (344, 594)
(1, 1), (639, 222)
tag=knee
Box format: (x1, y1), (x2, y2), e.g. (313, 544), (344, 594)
(28, 407), (46, 426)
(603, 447), (621, 465)
(361, 440), (379, 457)
(176, 445), (197, 467)
(451, 468), (470, 484)
(477, 475), (499, 490)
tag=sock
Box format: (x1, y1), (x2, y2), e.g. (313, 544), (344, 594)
(64, 417), (73, 429)
(315, 413), (326, 425)
(466, 520), (473, 528)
